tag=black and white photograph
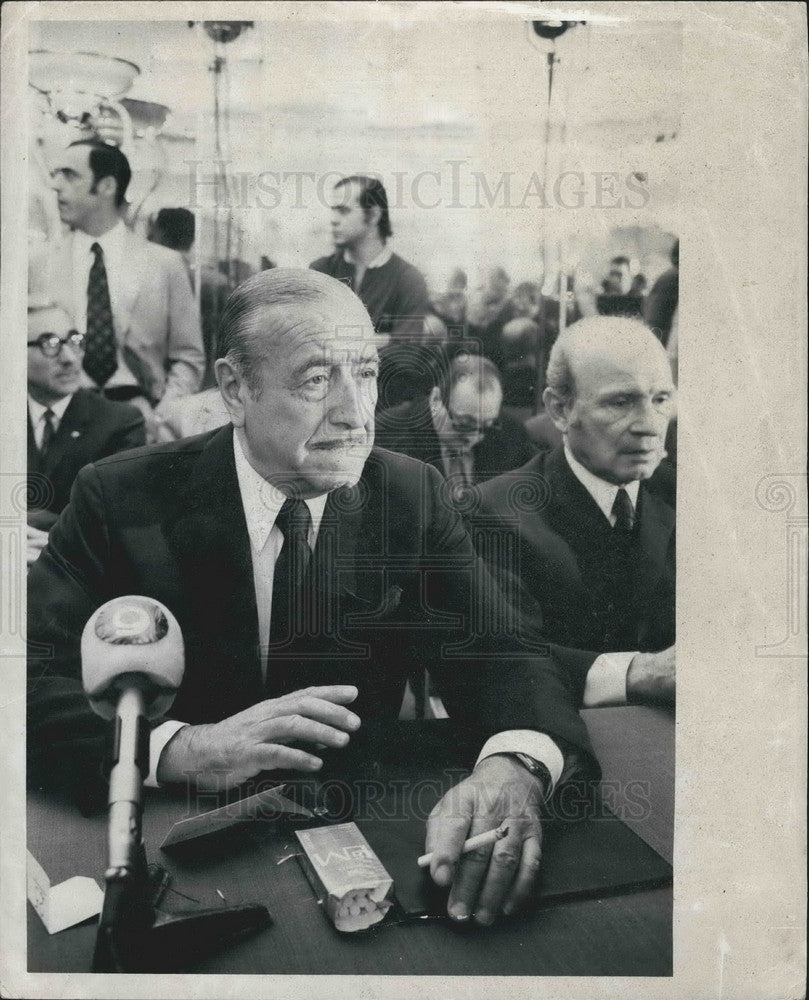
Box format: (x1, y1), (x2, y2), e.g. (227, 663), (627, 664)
(0, 2), (805, 997)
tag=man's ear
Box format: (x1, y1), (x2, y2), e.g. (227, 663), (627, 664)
(215, 358), (246, 428)
(365, 203), (382, 228)
(428, 385), (442, 411)
(543, 386), (570, 433)
(97, 176), (117, 202)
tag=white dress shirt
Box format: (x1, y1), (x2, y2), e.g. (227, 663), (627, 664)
(71, 221), (138, 390)
(563, 443), (639, 706)
(148, 432), (567, 791)
(28, 394), (73, 449)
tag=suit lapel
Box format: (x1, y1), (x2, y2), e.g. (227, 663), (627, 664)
(404, 398), (445, 478)
(631, 486), (674, 608)
(27, 413), (41, 476)
(40, 391), (90, 478)
(544, 447), (614, 552)
(163, 426), (263, 713)
(115, 229), (147, 337)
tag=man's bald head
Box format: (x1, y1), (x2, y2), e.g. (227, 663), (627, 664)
(546, 316), (671, 403)
(544, 316), (676, 485)
(217, 268), (374, 397)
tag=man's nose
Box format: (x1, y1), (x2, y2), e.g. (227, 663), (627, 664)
(330, 375), (373, 428)
(630, 398), (665, 435)
(58, 341), (83, 364)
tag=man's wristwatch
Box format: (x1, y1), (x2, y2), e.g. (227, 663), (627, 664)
(494, 752), (553, 799)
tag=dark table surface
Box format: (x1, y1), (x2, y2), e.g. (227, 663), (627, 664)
(27, 705), (674, 976)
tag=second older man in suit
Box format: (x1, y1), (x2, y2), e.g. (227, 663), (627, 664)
(26, 302), (145, 564)
(28, 268), (600, 928)
(47, 140), (205, 440)
(375, 352), (536, 493)
(476, 316), (676, 707)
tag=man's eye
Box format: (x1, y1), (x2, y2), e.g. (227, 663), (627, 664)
(305, 374), (329, 387)
(361, 367), (379, 379)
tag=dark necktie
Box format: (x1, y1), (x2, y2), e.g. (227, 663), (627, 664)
(612, 487), (635, 533)
(447, 448), (472, 486)
(83, 242), (118, 387)
(268, 498), (313, 656)
(40, 408), (56, 458)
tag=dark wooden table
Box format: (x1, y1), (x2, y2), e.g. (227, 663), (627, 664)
(27, 706), (673, 976)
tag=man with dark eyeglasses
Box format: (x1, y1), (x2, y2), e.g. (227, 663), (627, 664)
(375, 351), (536, 498)
(26, 303), (145, 565)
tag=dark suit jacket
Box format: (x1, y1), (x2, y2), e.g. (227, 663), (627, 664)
(375, 396), (537, 486)
(475, 447), (675, 659)
(27, 389), (146, 529)
(27, 426), (598, 795)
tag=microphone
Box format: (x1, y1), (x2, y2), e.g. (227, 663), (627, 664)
(82, 596), (184, 877)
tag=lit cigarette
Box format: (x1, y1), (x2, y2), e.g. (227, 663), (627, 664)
(417, 824), (509, 869)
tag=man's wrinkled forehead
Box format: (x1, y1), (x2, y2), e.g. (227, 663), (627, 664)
(254, 300), (379, 361)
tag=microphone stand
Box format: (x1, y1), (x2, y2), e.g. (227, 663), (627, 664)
(92, 686), (271, 973)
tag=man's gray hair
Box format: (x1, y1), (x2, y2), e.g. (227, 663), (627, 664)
(217, 268), (367, 396)
(545, 314), (664, 403)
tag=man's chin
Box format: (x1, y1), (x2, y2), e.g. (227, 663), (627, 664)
(304, 458), (368, 494)
(623, 456), (663, 481)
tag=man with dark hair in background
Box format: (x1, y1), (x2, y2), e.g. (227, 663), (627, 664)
(47, 140), (205, 440)
(310, 175), (431, 408)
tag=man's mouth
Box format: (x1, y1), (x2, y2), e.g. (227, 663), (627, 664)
(311, 439), (367, 451)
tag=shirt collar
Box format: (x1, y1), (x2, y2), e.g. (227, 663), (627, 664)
(563, 443), (640, 523)
(28, 393), (73, 425)
(232, 431), (328, 554)
(73, 219), (127, 257)
(343, 244), (392, 269)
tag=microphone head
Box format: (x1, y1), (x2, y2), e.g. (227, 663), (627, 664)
(81, 596), (185, 720)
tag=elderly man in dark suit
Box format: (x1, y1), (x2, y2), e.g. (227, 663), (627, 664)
(476, 316), (676, 707)
(26, 303), (145, 565)
(28, 268), (602, 927)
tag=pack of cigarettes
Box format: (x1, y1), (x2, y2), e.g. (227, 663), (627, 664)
(294, 822), (394, 932)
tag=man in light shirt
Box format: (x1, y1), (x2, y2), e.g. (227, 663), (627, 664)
(46, 140), (205, 440)
(29, 269), (602, 927)
(476, 316), (676, 707)
(26, 302), (145, 565)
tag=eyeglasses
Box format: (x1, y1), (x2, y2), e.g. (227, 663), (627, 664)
(27, 332), (86, 357)
(447, 408), (501, 436)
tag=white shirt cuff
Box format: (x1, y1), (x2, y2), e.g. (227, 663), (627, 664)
(476, 731), (565, 793)
(582, 651), (636, 707)
(145, 720), (189, 788)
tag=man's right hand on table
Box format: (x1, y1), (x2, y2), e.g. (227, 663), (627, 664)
(156, 685), (361, 790)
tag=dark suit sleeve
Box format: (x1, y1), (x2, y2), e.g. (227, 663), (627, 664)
(98, 404), (146, 462)
(389, 265), (430, 340)
(414, 465), (599, 778)
(471, 488), (599, 706)
(27, 465), (116, 801)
